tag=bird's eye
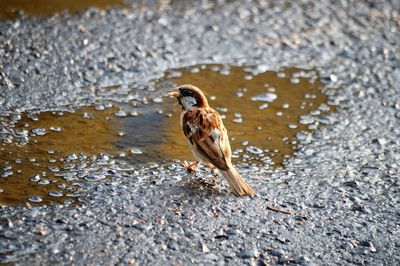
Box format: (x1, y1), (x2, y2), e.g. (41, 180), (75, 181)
(179, 88), (192, 97)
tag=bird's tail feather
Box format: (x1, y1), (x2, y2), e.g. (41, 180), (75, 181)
(220, 165), (255, 197)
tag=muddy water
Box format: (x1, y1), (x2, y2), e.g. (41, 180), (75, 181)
(0, 64), (331, 205)
(0, 0), (126, 19)
(0, 107), (123, 205)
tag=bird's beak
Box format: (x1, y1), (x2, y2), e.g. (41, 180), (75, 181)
(168, 88), (180, 97)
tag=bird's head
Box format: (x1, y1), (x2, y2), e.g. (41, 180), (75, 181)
(169, 84), (209, 109)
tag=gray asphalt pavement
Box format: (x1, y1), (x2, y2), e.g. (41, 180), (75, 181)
(1, 1), (399, 265)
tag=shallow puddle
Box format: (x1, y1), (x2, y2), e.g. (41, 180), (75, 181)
(0, 107), (123, 205)
(0, 0), (126, 19)
(0, 64), (332, 205)
(159, 65), (332, 166)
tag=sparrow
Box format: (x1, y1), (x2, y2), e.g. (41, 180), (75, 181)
(169, 84), (255, 197)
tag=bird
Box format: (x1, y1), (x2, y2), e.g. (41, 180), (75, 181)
(169, 84), (255, 197)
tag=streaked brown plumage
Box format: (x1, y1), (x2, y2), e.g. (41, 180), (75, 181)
(169, 84), (255, 197)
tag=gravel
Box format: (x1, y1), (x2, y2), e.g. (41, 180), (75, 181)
(1, 0), (400, 265)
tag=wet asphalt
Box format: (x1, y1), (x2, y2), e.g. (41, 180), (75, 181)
(1, 0), (400, 265)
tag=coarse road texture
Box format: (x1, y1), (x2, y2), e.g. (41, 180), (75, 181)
(1, 1), (399, 265)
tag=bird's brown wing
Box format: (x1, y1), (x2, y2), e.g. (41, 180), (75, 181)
(182, 108), (229, 170)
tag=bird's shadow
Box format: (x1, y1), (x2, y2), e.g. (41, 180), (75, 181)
(156, 163), (231, 199)
(182, 178), (227, 197)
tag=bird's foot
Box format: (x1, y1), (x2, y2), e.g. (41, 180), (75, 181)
(183, 161), (199, 174)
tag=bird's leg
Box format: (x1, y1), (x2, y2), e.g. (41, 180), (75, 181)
(209, 164), (221, 186)
(183, 161), (199, 174)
